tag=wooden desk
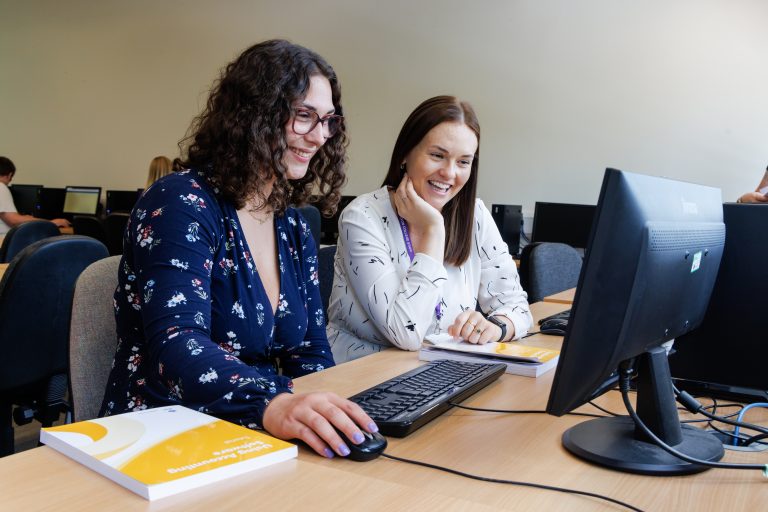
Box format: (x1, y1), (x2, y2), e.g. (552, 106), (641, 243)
(0, 263), (7, 281)
(59, 225), (74, 235)
(543, 287), (575, 305)
(1, 302), (765, 511)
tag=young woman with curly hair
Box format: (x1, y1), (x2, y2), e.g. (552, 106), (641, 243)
(100, 40), (377, 459)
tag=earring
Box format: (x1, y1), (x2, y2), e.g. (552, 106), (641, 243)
(400, 163), (406, 171)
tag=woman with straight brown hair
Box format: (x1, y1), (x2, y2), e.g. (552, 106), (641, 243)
(327, 96), (532, 363)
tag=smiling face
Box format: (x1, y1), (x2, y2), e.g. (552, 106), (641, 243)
(403, 121), (478, 212)
(283, 74), (335, 180)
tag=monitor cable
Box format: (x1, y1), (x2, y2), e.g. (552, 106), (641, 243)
(380, 452), (644, 512)
(619, 374), (768, 474)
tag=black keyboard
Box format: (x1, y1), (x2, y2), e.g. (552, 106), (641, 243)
(348, 359), (506, 437)
(538, 308), (571, 325)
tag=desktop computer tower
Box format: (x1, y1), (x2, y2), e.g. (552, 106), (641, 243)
(490, 204), (523, 257)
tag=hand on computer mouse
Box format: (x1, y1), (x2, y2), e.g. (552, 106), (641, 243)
(334, 428), (387, 461)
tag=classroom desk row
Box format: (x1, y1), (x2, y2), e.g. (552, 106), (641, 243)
(0, 301), (765, 511)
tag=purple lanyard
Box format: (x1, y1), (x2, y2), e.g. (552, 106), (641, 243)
(397, 215), (443, 320)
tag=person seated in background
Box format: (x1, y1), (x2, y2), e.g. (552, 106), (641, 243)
(0, 156), (70, 235)
(144, 155), (173, 188)
(737, 166), (768, 203)
(99, 39), (376, 460)
(326, 96), (533, 364)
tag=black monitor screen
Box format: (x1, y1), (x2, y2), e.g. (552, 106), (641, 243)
(491, 204), (523, 257)
(9, 184), (42, 215)
(670, 203), (768, 403)
(546, 168), (725, 475)
(63, 186), (101, 215)
(531, 202), (596, 248)
(36, 187), (66, 219)
(106, 189), (141, 215)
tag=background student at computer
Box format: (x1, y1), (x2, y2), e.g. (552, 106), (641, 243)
(98, 40), (378, 461)
(0, 156), (71, 234)
(736, 164), (768, 203)
(326, 96), (533, 364)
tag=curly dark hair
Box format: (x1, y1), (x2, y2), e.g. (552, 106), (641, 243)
(180, 39), (347, 216)
(381, 96), (480, 266)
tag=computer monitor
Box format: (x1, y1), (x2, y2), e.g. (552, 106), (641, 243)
(63, 186), (101, 216)
(669, 203), (768, 403)
(9, 184), (42, 215)
(35, 187), (66, 219)
(105, 189), (141, 215)
(531, 202), (596, 248)
(320, 195), (355, 245)
(490, 204), (523, 257)
(546, 168), (726, 475)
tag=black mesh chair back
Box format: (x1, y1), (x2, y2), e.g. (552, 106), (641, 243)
(318, 245), (337, 319)
(71, 215), (107, 245)
(518, 242), (582, 303)
(296, 205), (321, 246)
(0, 220), (61, 263)
(0, 236), (108, 456)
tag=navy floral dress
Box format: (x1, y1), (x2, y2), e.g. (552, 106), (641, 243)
(99, 169), (334, 429)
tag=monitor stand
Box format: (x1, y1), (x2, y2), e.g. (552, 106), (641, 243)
(561, 347), (724, 475)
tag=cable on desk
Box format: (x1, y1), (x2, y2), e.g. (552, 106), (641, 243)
(447, 402), (604, 418)
(380, 452), (644, 512)
(620, 375), (768, 473)
(732, 403), (768, 446)
(673, 385), (768, 438)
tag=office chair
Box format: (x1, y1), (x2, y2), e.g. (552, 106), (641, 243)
(71, 215), (108, 246)
(317, 245), (337, 319)
(104, 213), (130, 255)
(0, 220), (61, 263)
(0, 236), (108, 456)
(518, 242), (582, 303)
(68, 256), (120, 422)
(296, 205), (321, 246)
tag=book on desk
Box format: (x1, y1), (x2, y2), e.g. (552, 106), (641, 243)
(419, 334), (559, 378)
(40, 405), (296, 500)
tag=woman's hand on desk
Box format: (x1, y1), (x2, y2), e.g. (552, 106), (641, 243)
(447, 310), (514, 344)
(262, 391), (378, 458)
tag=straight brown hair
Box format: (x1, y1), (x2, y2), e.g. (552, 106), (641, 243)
(381, 96), (480, 266)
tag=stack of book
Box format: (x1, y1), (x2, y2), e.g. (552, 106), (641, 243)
(419, 333), (560, 378)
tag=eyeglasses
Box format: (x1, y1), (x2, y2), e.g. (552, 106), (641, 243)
(292, 108), (343, 138)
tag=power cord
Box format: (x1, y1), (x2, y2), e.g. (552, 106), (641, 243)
(380, 452), (644, 512)
(732, 403), (768, 446)
(619, 374), (768, 473)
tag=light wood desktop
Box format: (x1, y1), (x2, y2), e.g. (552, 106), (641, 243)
(0, 263), (7, 281)
(543, 287), (575, 305)
(0, 302), (765, 511)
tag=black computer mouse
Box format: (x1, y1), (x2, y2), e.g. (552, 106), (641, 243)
(539, 317), (568, 336)
(336, 428), (387, 461)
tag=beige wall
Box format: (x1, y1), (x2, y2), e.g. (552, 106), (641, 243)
(2, 0), (767, 218)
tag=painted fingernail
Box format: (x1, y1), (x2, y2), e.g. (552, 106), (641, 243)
(323, 447), (335, 459)
(368, 422), (379, 433)
(339, 444), (351, 456)
(353, 432), (365, 444)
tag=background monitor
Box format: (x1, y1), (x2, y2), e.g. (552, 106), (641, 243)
(546, 168), (725, 475)
(63, 186), (101, 216)
(670, 203), (768, 403)
(9, 184), (42, 215)
(105, 189), (141, 215)
(531, 201), (596, 248)
(490, 204), (523, 257)
(320, 195), (355, 245)
(35, 187), (66, 219)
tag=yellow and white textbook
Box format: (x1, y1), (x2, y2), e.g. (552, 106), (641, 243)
(40, 405), (297, 500)
(420, 334), (560, 378)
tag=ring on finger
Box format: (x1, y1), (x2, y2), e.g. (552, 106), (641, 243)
(475, 327), (482, 334)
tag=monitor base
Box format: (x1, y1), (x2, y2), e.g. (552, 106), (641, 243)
(562, 416), (724, 475)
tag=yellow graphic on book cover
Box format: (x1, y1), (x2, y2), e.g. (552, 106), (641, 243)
(42, 406), (295, 486)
